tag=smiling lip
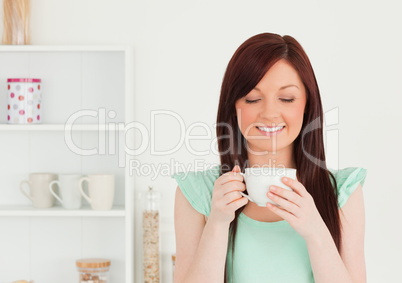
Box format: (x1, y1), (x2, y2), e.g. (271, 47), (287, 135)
(256, 126), (285, 136)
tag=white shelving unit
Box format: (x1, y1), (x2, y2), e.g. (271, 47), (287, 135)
(0, 205), (126, 217)
(0, 45), (134, 283)
(0, 124), (123, 131)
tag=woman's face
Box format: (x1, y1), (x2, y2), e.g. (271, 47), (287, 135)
(235, 59), (307, 156)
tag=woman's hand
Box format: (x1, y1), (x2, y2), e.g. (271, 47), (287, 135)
(208, 165), (249, 225)
(266, 177), (328, 241)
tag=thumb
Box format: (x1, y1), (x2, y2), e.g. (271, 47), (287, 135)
(232, 165), (241, 173)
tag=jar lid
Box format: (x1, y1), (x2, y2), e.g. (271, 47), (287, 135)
(76, 258), (111, 268)
(7, 78), (41, 83)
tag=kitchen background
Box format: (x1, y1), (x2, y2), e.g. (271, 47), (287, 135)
(0, 0), (401, 282)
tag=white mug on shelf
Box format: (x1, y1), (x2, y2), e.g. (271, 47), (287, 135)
(20, 173), (58, 208)
(79, 174), (115, 210)
(49, 174), (82, 209)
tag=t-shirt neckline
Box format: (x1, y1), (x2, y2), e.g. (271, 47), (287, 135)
(239, 212), (290, 228)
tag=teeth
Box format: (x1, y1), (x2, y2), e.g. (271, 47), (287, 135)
(258, 126), (284, 132)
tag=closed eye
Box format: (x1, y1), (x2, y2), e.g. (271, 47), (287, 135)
(281, 99), (295, 103)
(245, 98), (295, 104)
(245, 99), (260, 104)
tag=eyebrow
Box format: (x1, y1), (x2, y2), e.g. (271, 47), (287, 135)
(254, 84), (299, 91)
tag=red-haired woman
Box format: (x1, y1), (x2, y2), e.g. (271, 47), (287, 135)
(173, 32), (367, 283)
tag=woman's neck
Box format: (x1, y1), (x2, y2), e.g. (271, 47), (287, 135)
(246, 148), (296, 169)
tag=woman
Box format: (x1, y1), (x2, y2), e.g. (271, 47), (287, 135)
(172, 32), (367, 283)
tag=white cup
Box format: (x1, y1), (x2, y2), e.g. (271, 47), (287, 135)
(239, 167), (297, 207)
(49, 174), (82, 209)
(20, 173), (58, 208)
(79, 174), (115, 210)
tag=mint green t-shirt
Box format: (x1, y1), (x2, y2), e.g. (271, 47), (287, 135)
(172, 165), (368, 283)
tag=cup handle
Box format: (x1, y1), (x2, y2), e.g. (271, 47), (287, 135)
(49, 180), (63, 205)
(238, 172), (253, 202)
(20, 180), (34, 202)
(239, 191), (254, 203)
(79, 177), (92, 205)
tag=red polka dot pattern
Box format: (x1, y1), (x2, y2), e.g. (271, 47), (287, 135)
(7, 81), (42, 124)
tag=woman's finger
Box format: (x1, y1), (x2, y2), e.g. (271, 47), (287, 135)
(221, 181), (246, 196)
(227, 196), (248, 210)
(219, 172), (244, 185)
(269, 186), (302, 207)
(281, 177), (308, 197)
(223, 190), (243, 204)
(266, 201), (297, 222)
(267, 191), (299, 215)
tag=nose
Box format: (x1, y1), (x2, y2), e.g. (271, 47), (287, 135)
(258, 99), (280, 122)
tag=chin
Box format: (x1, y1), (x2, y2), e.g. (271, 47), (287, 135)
(247, 139), (295, 153)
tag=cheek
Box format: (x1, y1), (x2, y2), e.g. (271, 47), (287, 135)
(286, 106), (305, 130)
(236, 106), (255, 132)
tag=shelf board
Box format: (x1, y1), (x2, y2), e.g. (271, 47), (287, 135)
(0, 45), (128, 52)
(0, 205), (125, 217)
(0, 124), (124, 131)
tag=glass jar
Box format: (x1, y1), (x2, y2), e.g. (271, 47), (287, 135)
(76, 258), (111, 283)
(142, 186), (161, 283)
(172, 253), (176, 282)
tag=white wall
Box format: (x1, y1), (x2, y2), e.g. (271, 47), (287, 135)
(1, 0), (401, 282)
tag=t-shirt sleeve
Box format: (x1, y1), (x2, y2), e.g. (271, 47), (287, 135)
(171, 168), (217, 217)
(330, 167), (368, 208)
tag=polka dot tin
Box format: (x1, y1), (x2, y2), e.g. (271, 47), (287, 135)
(7, 78), (42, 124)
